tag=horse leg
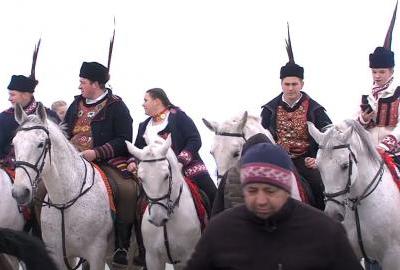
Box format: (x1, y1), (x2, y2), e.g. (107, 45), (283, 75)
(381, 248), (400, 270)
(85, 239), (108, 270)
(145, 252), (164, 270)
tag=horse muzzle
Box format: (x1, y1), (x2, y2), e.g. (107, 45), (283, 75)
(12, 184), (32, 206)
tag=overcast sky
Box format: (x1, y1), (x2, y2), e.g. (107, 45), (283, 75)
(1, 0), (398, 179)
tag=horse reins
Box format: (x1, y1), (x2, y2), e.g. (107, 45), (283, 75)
(320, 143), (384, 264)
(14, 124), (96, 270)
(138, 157), (183, 264)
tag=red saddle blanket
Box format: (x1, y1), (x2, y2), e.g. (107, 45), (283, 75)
(138, 178), (207, 232)
(380, 152), (400, 191)
(185, 177), (207, 232)
(293, 171), (309, 204)
(92, 164), (116, 212)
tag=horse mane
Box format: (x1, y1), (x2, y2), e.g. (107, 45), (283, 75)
(321, 119), (380, 164)
(21, 114), (78, 156)
(0, 228), (57, 270)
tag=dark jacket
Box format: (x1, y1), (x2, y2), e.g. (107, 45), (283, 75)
(185, 198), (363, 270)
(64, 89), (133, 160)
(0, 99), (59, 165)
(261, 91), (332, 158)
(135, 107), (205, 172)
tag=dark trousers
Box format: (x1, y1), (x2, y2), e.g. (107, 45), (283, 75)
(191, 172), (217, 208)
(292, 157), (325, 210)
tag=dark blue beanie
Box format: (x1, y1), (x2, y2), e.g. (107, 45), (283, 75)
(240, 143), (293, 193)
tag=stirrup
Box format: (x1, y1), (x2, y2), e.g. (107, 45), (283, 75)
(112, 248), (128, 267)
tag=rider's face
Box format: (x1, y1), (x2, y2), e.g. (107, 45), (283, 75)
(371, 68), (393, 87)
(243, 182), (290, 219)
(8, 90), (32, 107)
(281, 76), (304, 105)
(79, 78), (97, 99)
(143, 93), (159, 116)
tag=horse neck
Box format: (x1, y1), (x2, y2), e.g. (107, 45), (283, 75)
(351, 147), (390, 198)
(242, 119), (266, 140)
(41, 129), (87, 203)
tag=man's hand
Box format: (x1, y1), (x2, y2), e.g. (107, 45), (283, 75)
(361, 110), (375, 123)
(127, 162), (137, 173)
(304, 157), (318, 169)
(80, 149), (97, 162)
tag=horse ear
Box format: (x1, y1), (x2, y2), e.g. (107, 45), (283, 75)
(340, 126), (353, 142)
(36, 102), (47, 124)
(160, 135), (172, 156)
(14, 103), (28, 124)
(307, 121), (324, 145)
(202, 118), (219, 133)
(125, 141), (144, 161)
(238, 111), (248, 131)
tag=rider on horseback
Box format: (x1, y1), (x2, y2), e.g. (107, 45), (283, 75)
(260, 24), (332, 211)
(62, 59), (138, 267)
(128, 88), (217, 265)
(359, 4), (400, 158)
(0, 40), (60, 235)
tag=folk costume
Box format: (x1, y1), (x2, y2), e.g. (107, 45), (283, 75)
(359, 3), (400, 154)
(64, 27), (138, 267)
(260, 24), (332, 210)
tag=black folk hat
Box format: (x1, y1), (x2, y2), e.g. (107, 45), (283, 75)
(80, 19), (115, 84)
(7, 40), (41, 93)
(369, 2), (398, 68)
(280, 23), (304, 79)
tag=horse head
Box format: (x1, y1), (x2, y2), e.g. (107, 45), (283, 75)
(203, 111), (274, 181)
(308, 120), (379, 222)
(126, 136), (183, 227)
(12, 103), (51, 205)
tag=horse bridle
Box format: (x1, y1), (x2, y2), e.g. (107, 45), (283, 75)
(138, 157), (183, 218)
(214, 131), (246, 180)
(320, 143), (384, 209)
(14, 125), (52, 193)
(320, 143), (384, 264)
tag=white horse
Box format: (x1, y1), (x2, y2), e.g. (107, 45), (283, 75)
(308, 119), (400, 268)
(11, 103), (113, 270)
(202, 111), (301, 200)
(0, 168), (25, 270)
(0, 168), (24, 231)
(202, 111), (275, 181)
(126, 136), (201, 270)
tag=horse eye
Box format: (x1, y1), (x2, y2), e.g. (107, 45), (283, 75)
(38, 142), (44, 148)
(341, 163), (349, 170)
(164, 174), (169, 180)
(233, 151), (240, 158)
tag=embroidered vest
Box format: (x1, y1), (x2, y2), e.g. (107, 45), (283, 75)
(70, 99), (107, 151)
(276, 98), (310, 158)
(375, 87), (400, 127)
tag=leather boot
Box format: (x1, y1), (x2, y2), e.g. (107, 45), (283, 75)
(132, 217), (146, 267)
(112, 219), (132, 267)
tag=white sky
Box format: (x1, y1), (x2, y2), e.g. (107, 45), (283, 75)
(0, 0), (398, 179)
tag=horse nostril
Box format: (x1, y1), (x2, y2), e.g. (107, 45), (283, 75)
(337, 213), (344, 222)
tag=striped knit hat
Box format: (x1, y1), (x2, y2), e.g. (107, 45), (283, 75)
(240, 143), (293, 193)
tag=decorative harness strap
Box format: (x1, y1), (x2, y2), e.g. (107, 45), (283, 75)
(138, 157), (183, 265)
(320, 143), (384, 264)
